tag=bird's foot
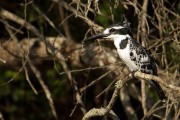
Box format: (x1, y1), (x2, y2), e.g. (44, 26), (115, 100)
(129, 71), (136, 78)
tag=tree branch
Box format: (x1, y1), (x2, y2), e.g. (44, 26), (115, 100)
(134, 71), (180, 93)
(82, 74), (131, 120)
(82, 70), (180, 119)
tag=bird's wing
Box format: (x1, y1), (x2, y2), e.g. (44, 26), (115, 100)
(131, 40), (157, 75)
(131, 40), (166, 101)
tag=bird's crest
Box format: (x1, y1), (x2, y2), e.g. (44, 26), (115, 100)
(120, 15), (131, 28)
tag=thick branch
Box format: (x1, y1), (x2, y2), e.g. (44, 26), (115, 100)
(82, 75), (131, 120)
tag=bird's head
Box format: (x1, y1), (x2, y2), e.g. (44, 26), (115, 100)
(83, 16), (132, 43)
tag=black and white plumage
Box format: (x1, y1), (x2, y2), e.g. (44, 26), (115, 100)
(83, 17), (166, 102)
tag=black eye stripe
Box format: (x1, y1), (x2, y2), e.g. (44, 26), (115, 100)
(109, 28), (129, 33)
(109, 28), (116, 33)
(107, 27), (133, 37)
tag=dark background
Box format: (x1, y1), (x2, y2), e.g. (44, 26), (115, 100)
(0, 0), (179, 120)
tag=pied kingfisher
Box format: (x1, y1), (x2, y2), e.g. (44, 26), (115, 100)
(83, 16), (166, 102)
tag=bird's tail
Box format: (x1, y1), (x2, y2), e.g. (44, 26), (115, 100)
(147, 80), (167, 102)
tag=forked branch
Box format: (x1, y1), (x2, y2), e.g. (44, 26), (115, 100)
(82, 71), (180, 120)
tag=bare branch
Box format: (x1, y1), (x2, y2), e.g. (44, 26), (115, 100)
(26, 56), (58, 120)
(134, 71), (180, 93)
(82, 74), (131, 120)
(0, 8), (42, 38)
(82, 70), (180, 119)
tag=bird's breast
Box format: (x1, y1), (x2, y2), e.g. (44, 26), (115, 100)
(116, 44), (139, 71)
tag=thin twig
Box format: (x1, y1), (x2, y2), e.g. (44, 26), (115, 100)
(0, 58), (26, 86)
(26, 56), (58, 120)
(80, 68), (117, 92)
(96, 77), (116, 99)
(120, 87), (138, 120)
(23, 60), (38, 95)
(0, 8), (42, 38)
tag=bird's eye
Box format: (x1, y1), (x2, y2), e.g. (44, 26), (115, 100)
(109, 28), (116, 33)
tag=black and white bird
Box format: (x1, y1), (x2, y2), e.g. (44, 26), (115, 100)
(83, 16), (166, 102)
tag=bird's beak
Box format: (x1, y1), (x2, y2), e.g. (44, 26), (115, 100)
(82, 33), (110, 43)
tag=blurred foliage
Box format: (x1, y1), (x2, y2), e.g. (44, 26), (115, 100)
(0, 61), (75, 119)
